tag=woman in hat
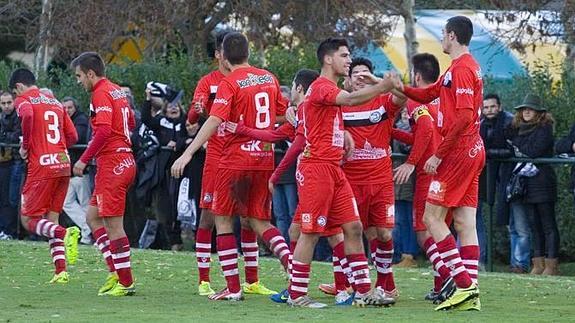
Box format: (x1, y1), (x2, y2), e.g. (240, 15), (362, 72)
(505, 94), (559, 275)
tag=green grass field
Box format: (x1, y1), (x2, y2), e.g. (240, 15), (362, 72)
(1, 240), (574, 322)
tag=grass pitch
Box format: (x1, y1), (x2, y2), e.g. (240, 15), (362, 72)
(1, 240), (574, 322)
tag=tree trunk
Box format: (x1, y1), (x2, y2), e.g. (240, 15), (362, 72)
(562, 0), (575, 75)
(401, 0), (418, 83)
(34, 0), (52, 74)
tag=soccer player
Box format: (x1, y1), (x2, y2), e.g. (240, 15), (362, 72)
(9, 68), (79, 283)
(394, 16), (484, 311)
(392, 53), (456, 303)
(71, 52), (137, 296)
(172, 32), (290, 301)
(286, 38), (395, 308)
(341, 57), (406, 302)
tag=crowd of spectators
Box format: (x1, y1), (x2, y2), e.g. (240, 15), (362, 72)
(0, 82), (572, 273)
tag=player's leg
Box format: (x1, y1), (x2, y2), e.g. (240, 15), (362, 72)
(196, 208), (215, 295)
(45, 210), (68, 283)
(326, 232), (353, 304)
(288, 231), (326, 308)
(88, 204), (118, 294)
(102, 215), (134, 296)
(375, 226), (396, 299)
(240, 217), (259, 286)
(210, 215), (244, 300)
(453, 206), (479, 285)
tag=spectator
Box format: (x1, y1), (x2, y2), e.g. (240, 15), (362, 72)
(505, 94), (559, 275)
(272, 86), (298, 244)
(61, 96), (92, 244)
(479, 93), (516, 271)
(392, 107), (418, 267)
(141, 82), (187, 250)
(0, 91), (21, 239)
(555, 119), (575, 203)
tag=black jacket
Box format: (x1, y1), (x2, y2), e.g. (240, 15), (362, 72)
(479, 111), (514, 225)
(69, 110), (90, 175)
(0, 110), (22, 164)
(555, 123), (575, 190)
(505, 122), (557, 204)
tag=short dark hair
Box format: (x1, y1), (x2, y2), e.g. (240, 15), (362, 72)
(216, 31), (230, 51)
(293, 69), (320, 93)
(349, 57), (373, 76)
(70, 52), (106, 76)
(445, 16), (473, 46)
(317, 38), (349, 66)
(484, 93), (501, 106)
(8, 68), (36, 90)
(0, 91), (13, 98)
(222, 32), (249, 65)
(62, 96), (80, 109)
(412, 53), (440, 83)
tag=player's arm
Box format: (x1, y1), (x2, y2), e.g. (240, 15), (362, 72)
(62, 111), (78, 147)
(75, 95), (113, 175)
(16, 101), (33, 159)
(334, 76), (395, 106)
(392, 128), (414, 145)
(401, 80), (441, 104)
(269, 133), (305, 186)
(226, 121), (292, 142)
(394, 114), (433, 184)
(190, 76), (210, 116)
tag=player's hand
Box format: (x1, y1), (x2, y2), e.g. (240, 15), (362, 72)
(356, 72), (380, 85)
(171, 153), (192, 178)
(424, 155), (442, 175)
(268, 180), (275, 194)
(73, 160), (87, 177)
(393, 162), (415, 185)
(167, 140), (177, 150)
(285, 106), (297, 127)
(343, 76), (353, 92)
(19, 147), (28, 161)
(343, 131), (355, 160)
(193, 96), (205, 113)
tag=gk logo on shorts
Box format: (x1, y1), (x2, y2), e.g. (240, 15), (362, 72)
(113, 158), (135, 175)
(468, 139), (484, 158)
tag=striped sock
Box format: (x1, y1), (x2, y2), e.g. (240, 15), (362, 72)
(369, 238), (378, 264)
(424, 237), (451, 291)
(93, 227), (115, 272)
(376, 239), (395, 292)
(288, 260), (310, 300)
(331, 241), (348, 292)
(262, 227), (291, 270)
(460, 245), (480, 285)
(339, 253), (354, 287)
(436, 235), (473, 289)
(28, 218), (66, 240)
(49, 238), (66, 274)
(348, 253), (371, 294)
(241, 228), (259, 284)
(288, 241), (296, 278)
(195, 228), (212, 283)
(110, 236), (133, 287)
(216, 233), (240, 293)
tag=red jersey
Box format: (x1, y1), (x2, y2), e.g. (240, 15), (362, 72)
(15, 88), (77, 180)
(404, 98), (441, 167)
(81, 78), (134, 163)
(210, 66), (287, 170)
(300, 77), (345, 165)
(192, 70), (226, 160)
(341, 94), (401, 184)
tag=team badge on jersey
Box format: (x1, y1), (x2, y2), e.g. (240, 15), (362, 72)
(369, 111), (382, 123)
(203, 193), (213, 203)
(317, 215), (327, 227)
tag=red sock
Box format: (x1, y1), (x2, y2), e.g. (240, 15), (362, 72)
(93, 227), (115, 272)
(216, 234), (241, 293)
(376, 239), (395, 292)
(110, 236), (133, 286)
(288, 241), (297, 278)
(347, 253), (371, 294)
(241, 228), (259, 284)
(369, 238), (378, 264)
(195, 228), (212, 283)
(331, 242), (348, 292)
(262, 227), (290, 270)
(28, 218), (66, 240)
(424, 237), (450, 292)
(436, 235), (472, 288)
(49, 238), (66, 274)
(339, 253), (353, 287)
(288, 260), (310, 299)
(460, 245), (480, 285)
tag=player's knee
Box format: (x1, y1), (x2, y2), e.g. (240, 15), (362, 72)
(288, 224), (300, 242)
(377, 227), (392, 242)
(453, 215), (476, 235)
(198, 210), (215, 229)
(326, 233), (343, 247)
(20, 215), (30, 230)
(342, 221), (363, 240)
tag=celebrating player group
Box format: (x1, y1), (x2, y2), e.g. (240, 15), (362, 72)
(9, 15), (484, 311)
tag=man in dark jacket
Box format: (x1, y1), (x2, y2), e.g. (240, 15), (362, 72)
(556, 123), (575, 199)
(0, 91), (21, 239)
(478, 93), (514, 267)
(61, 96), (92, 244)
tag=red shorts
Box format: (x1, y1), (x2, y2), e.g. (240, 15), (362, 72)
(295, 163), (359, 235)
(413, 170), (432, 232)
(21, 176), (70, 217)
(89, 153), (136, 217)
(427, 137), (485, 208)
(200, 157), (218, 209)
(292, 211), (342, 237)
(212, 168), (272, 220)
(351, 182), (395, 229)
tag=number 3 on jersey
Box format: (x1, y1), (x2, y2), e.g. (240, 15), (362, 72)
(254, 92), (270, 129)
(44, 110), (61, 144)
